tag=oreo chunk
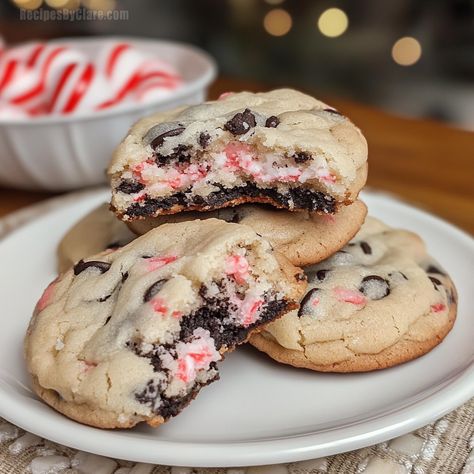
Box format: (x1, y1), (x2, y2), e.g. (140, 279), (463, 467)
(117, 180), (144, 194)
(198, 132), (211, 148)
(298, 288), (320, 317)
(73, 259), (111, 276)
(265, 116), (280, 128)
(292, 152), (313, 163)
(360, 241), (372, 255)
(224, 108), (256, 135)
(155, 144), (191, 166)
(143, 279), (167, 302)
(359, 275), (390, 300)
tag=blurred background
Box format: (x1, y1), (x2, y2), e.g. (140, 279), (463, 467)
(1, 0), (473, 130)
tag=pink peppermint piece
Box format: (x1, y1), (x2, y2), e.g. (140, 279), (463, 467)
(150, 297), (167, 314)
(218, 91), (233, 100)
(175, 330), (220, 383)
(431, 303), (446, 313)
(132, 159), (155, 184)
(312, 297), (320, 307)
(333, 287), (367, 305)
(320, 214), (336, 223)
(81, 360), (97, 373)
(240, 297), (264, 327)
(225, 255), (250, 285)
(224, 142), (255, 171)
(35, 278), (58, 312)
(146, 255), (178, 272)
(132, 191), (146, 202)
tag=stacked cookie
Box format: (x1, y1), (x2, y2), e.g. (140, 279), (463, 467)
(25, 89), (457, 430)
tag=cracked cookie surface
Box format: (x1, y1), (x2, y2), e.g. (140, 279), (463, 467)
(250, 217), (457, 372)
(108, 89), (368, 219)
(26, 219), (306, 428)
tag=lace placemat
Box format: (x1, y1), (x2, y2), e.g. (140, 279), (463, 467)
(0, 192), (472, 474)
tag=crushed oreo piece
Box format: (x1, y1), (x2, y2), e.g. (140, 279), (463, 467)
(265, 115), (280, 128)
(198, 132), (211, 148)
(359, 275), (390, 300)
(74, 259), (111, 276)
(117, 180), (144, 194)
(292, 152), (313, 163)
(224, 108), (256, 135)
(155, 144), (192, 166)
(144, 279), (167, 303)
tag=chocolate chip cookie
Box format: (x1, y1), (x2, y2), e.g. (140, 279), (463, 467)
(108, 89), (368, 220)
(250, 217), (457, 372)
(26, 219), (306, 428)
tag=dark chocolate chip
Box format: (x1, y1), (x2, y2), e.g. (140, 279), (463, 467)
(107, 241), (121, 249)
(198, 132), (211, 148)
(429, 276), (442, 291)
(360, 241), (372, 255)
(298, 288), (319, 317)
(150, 127), (185, 149)
(144, 279), (167, 302)
(359, 275), (390, 300)
(426, 265), (446, 275)
(224, 108), (256, 135)
(104, 316), (112, 325)
(316, 269), (329, 281)
(73, 259), (111, 276)
(117, 180), (144, 194)
(292, 152), (313, 163)
(121, 272), (129, 283)
(265, 116), (280, 128)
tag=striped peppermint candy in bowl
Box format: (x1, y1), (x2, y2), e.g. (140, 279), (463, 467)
(0, 37), (216, 191)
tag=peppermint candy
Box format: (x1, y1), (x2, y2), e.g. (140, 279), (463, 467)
(0, 40), (182, 118)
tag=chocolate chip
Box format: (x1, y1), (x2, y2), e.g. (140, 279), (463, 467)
(429, 276), (442, 290)
(73, 259), (111, 276)
(360, 241), (372, 255)
(198, 132), (211, 148)
(150, 127), (185, 149)
(265, 116), (280, 128)
(224, 108), (256, 135)
(324, 108), (343, 116)
(359, 275), (390, 300)
(298, 288), (319, 317)
(144, 279), (167, 302)
(107, 241), (121, 249)
(292, 152), (313, 163)
(316, 269), (329, 281)
(117, 180), (144, 194)
(121, 272), (129, 283)
(426, 265), (446, 275)
(104, 316), (112, 325)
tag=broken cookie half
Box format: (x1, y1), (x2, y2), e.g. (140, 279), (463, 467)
(109, 89), (368, 220)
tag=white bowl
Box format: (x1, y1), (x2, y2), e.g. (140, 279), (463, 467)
(0, 37), (217, 191)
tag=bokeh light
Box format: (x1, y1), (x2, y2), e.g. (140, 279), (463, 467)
(12, 0), (43, 9)
(392, 37), (422, 66)
(263, 8), (292, 37)
(317, 8), (349, 38)
(45, 0), (70, 7)
(82, 0), (116, 11)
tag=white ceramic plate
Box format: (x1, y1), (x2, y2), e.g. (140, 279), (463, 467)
(0, 189), (472, 468)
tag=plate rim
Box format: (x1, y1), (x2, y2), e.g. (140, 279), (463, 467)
(0, 188), (473, 468)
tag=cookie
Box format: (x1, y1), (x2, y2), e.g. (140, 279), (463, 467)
(26, 219), (306, 429)
(129, 200), (367, 267)
(108, 89), (368, 220)
(250, 217), (457, 372)
(57, 203), (135, 273)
